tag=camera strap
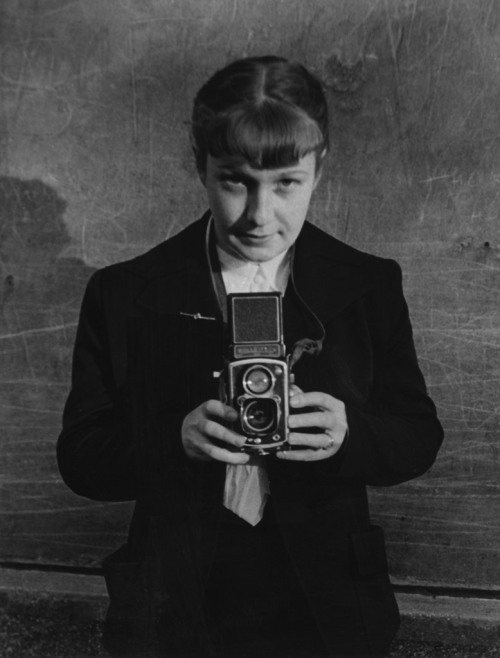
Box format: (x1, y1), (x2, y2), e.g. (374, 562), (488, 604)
(205, 216), (229, 326)
(204, 215), (325, 370)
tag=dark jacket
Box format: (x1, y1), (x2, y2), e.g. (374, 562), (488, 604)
(57, 213), (443, 657)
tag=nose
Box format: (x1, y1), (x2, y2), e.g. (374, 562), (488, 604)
(246, 186), (273, 226)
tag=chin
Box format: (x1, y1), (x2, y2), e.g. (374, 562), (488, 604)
(232, 241), (283, 263)
(242, 247), (278, 263)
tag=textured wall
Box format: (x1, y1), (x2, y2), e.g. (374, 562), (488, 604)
(0, 0), (499, 590)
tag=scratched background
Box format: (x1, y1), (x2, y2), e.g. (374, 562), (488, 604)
(0, 0), (499, 592)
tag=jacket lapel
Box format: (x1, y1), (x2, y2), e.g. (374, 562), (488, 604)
(128, 215), (227, 526)
(132, 216), (373, 328)
(133, 216), (222, 321)
(127, 215), (377, 417)
(292, 221), (375, 327)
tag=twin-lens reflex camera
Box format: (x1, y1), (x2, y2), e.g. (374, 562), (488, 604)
(221, 292), (290, 455)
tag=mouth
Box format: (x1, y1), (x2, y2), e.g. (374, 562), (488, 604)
(238, 232), (274, 242)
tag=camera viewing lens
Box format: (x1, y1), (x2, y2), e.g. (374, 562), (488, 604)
(242, 398), (277, 433)
(243, 366), (273, 395)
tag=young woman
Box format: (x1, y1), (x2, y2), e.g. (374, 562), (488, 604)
(58, 56), (443, 657)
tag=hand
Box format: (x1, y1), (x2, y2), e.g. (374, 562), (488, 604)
(181, 400), (251, 464)
(277, 387), (348, 462)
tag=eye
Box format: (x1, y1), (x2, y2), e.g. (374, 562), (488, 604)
(220, 175), (246, 190)
(276, 178), (299, 191)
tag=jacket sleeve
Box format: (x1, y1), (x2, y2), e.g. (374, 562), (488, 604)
(57, 271), (141, 501)
(333, 259), (444, 486)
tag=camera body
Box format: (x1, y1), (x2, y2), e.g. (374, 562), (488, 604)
(222, 292), (289, 455)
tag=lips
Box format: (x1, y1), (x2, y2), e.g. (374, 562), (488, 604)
(239, 233), (273, 241)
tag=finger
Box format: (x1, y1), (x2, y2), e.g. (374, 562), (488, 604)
(276, 447), (332, 462)
(289, 384), (304, 397)
(185, 437), (250, 464)
(203, 443), (251, 464)
(289, 391), (340, 412)
(202, 418), (246, 449)
(204, 399), (238, 422)
(287, 432), (341, 451)
(288, 410), (336, 431)
(185, 429), (250, 464)
(184, 444), (212, 461)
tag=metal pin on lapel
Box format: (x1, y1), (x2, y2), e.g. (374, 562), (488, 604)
(179, 311), (217, 321)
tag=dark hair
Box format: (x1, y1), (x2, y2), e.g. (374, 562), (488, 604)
(191, 55), (329, 171)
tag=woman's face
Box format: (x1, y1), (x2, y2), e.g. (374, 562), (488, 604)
(200, 152), (321, 263)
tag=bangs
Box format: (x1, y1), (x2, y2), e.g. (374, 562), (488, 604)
(205, 102), (325, 169)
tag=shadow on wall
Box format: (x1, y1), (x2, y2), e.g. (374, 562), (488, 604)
(0, 176), (94, 306)
(0, 175), (101, 566)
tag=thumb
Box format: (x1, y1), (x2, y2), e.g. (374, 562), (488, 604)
(289, 383), (304, 397)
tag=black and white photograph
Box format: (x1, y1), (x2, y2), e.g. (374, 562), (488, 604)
(0, 1), (498, 657)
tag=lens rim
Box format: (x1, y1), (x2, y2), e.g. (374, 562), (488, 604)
(241, 397), (278, 434)
(242, 365), (274, 395)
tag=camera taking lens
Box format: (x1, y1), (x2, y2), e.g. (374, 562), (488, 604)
(242, 398), (279, 433)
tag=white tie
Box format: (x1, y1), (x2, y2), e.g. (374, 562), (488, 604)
(223, 265), (271, 525)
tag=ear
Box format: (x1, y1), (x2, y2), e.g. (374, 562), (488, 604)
(313, 168), (322, 190)
(197, 165), (207, 187)
(313, 149), (327, 189)
(313, 166), (323, 191)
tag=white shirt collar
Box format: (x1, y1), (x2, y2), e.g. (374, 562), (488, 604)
(216, 245), (291, 294)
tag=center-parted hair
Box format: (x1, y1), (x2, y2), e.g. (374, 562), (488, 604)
(191, 56), (329, 171)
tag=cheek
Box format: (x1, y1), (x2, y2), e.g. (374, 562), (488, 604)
(210, 191), (242, 226)
(286, 222), (305, 245)
(283, 197), (311, 235)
